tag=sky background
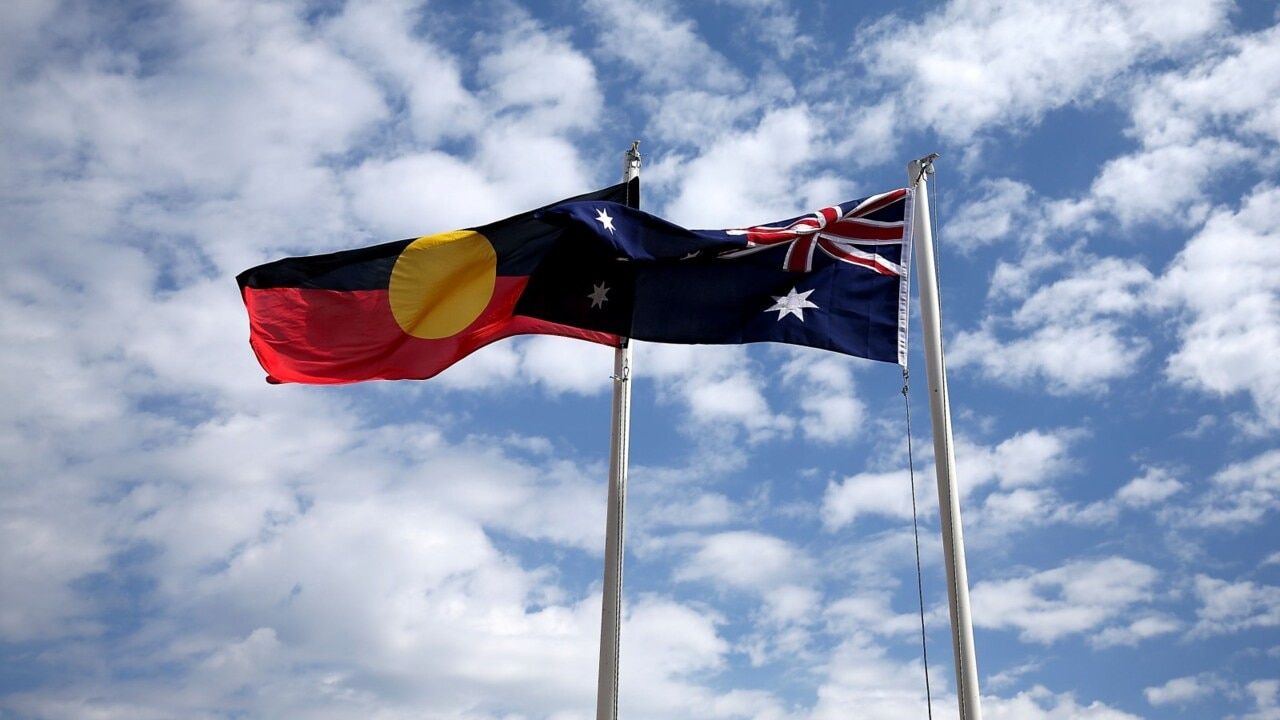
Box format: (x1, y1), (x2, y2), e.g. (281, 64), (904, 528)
(2, 0), (1278, 718)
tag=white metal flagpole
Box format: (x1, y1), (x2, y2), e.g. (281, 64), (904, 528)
(908, 155), (983, 720)
(595, 141), (641, 720)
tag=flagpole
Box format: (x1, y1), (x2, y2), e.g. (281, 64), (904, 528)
(908, 155), (983, 720)
(596, 141), (641, 720)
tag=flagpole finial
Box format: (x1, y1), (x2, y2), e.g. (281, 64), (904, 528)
(622, 141), (642, 199)
(625, 141), (642, 174)
(911, 153), (940, 184)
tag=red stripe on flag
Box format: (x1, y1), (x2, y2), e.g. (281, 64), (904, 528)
(242, 277), (617, 384)
(824, 220), (904, 241)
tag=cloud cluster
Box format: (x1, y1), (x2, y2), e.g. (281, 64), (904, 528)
(3, 0), (1279, 718)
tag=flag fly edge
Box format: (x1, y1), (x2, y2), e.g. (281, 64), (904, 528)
(898, 187), (916, 366)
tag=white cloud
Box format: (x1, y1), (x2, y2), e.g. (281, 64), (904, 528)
(781, 350), (867, 444)
(1158, 184), (1280, 429)
(0, 487), (114, 641)
(673, 530), (819, 633)
(1192, 575), (1280, 637)
(986, 660), (1043, 692)
(585, 0), (743, 92)
(636, 343), (795, 444)
(85, 1), (381, 193)
(811, 638), (1145, 720)
(0, 0), (386, 279)
(856, 0), (1233, 144)
(617, 598), (733, 717)
(836, 99), (901, 168)
(945, 178), (1036, 250)
(1244, 680), (1280, 720)
(983, 685), (1145, 719)
(822, 428), (1076, 531)
(961, 429), (1078, 491)
(646, 89), (762, 145)
(1050, 464), (1190, 527)
(476, 19), (602, 134)
(3, 0), (1278, 717)
(711, 0), (809, 61)
(970, 557), (1159, 643)
(822, 468), (920, 531)
(1144, 674), (1220, 706)
(1011, 258), (1156, 327)
(325, 0), (479, 143)
(951, 265), (1153, 395)
(653, 106), (828, 228)
(1087, 138), (1251, 227)
(824, 591), (923, 638)
(675, 530), (813, 591)
(690, 371), (794, 441)
(644, 492), (738, 528)
(809, 631), (934, 720)
(1090, 613), (1182, 647)
(517, 336), (616, 395)
(1116, 467), (1185, 508)
(1129, 24), (1280, 147)
(0, 0), (56, 74)
(344, 147), (599, 241)
(6, 443), (607, 715)
(991, 23), (1280, 250)
(1174, 449), (1280, 529)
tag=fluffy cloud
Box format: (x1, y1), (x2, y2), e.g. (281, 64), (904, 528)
(672, 530), (821, 658)
(1192, 575), (1280, 637)
(325, 0), (479, 144)
(950, 322), (1148, 395)
(822, 428), (1077, 531)
(1115, 467), (1186, 508)
(781, 350), (868, 444)
(1158, 185), (1280, 430)
(1144, 674), (1221, 706)
(638, 343), (795, 444)
(950, 256), (1155, 394)
(944, 178), (1036, 250)
(585, 0), (744, 92)
(1086, 138), (1251, 227)
(821, 468), (920, 531)
(1172, 449), (1280, 529)
(983, 685), (1144, 719)
(650, 106), (836, 228)
(3, 0), (1277, 717)
(855, 0), (1233, 145)
(1129, 23), (1280, 147)
(970, 557), (1159, 643)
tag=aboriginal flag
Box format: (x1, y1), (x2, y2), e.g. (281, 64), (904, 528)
(237, 181), (634, 384)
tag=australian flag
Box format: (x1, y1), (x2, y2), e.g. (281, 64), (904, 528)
(515, 189), (913, 365)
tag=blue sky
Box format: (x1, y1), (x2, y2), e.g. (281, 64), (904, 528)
(2, 0), (1278, 718)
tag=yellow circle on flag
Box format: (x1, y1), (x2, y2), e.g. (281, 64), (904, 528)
(389, 230), (497, 339)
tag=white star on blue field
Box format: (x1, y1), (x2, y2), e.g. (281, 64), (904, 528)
(595, 207), (617, 234)
(768, 287), (819, 321)
(1, 1), (1278, 719)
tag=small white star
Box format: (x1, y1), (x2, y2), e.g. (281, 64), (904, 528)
(588, 282), (611, 308)
(595, 207), (616, 234)
(766, 287), (819, 321)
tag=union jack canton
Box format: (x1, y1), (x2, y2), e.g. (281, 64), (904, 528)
(720, 188), (910, 276)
